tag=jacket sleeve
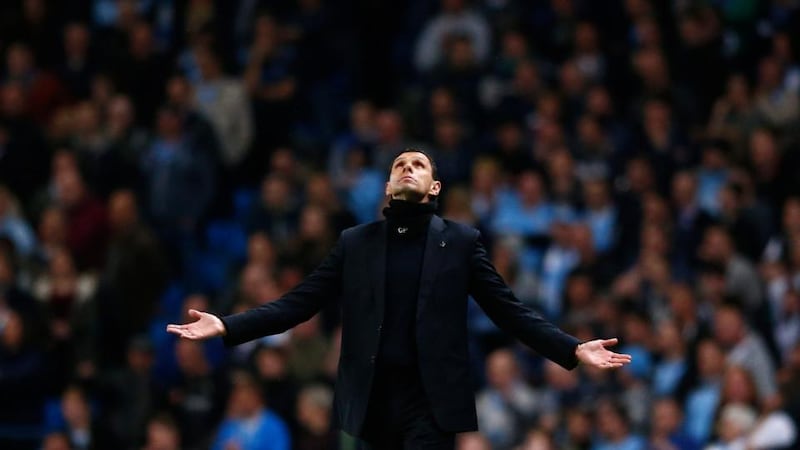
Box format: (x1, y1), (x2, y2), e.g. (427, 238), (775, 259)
(220, 234), (345, 346)
(468, 230), (580, 369)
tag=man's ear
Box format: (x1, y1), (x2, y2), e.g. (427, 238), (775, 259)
(385, 181), (392, 197)
(429, 180), (442, 197)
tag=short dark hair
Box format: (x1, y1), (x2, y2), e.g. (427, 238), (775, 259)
(392, 148), (439, 181)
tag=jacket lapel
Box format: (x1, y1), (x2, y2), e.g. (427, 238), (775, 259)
(369, 221), (387, 318)
(416, 216), (446, 318)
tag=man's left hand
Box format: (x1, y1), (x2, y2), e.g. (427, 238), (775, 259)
(575, 338), (632, 369)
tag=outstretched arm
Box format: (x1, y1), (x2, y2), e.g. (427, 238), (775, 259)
(469, 231), (631, 370)
(166, 309), (226, 340)
(167, 235), (345, 345)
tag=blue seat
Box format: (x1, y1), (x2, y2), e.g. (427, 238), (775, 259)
(186, 250), (229, 294)
(158, 281), (185, 320)
(206, 220), (248, 263)
(233, 188), (257, 224)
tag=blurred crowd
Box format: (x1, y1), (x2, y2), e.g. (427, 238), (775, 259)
(1, 0), (800, 449)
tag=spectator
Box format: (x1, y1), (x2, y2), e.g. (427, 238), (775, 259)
(0, 82), (50, 206)
(41, 432), (71, 450)
(211, 370), (290, 450)
(370, 109), (412, 174)
(430, 118), (473, 187)
(53, 168), (108, 270)
(713, 303), (778, 403)
(414, 0), (491, 73)
(303, 172), (357, 235)
(698, 226), (763, 313)
(32, 246), (96, 390)
(295, 384), (336, 450)
(252, 344), (299, 431)
(457, 432), (492, 450)
(334, 146), (385, 225)
(58, 384), (108, 450)
(559, 407), (593, 450)
(328, 100), (378, 186)
(490, 237), (539, 307)
(140, 105), (216, 269)
(168, 339), (227, 450)
(476, 348), (542, 450)
(243, 13), (297, 149)
(101, 189), (168, 354)
(3, 42), (68, 125)
(112, 21), (169, 126)
(103, 94), (148, 166)
(0, 309), (46, 449)
(58, 22), (97, 100)
(684, 339), (725, 443)
(538, 222), (580, 319)
(581, 178), (616, 254)
(706, 74), (758, 158)
(246, 174), (300, 242)
(469, 157), (507, 224)
(283, 205), (336, 276)
(192, 46), (253, 169)
(491, 170), (555, 241)
(570, 22), (605, 83)
(99, 335), (162, 447)
(648, 397), (699, 450)
(591, 400), (646, 450)
(652, 319), (689, 397)
(753, 56), (799, 132)
(0, 185), (37, 259)
(285, 314), (329, 384)
(141, 413), (182, 450)
(33, 206), (69, 275)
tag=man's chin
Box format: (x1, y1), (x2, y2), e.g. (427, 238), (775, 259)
(392, 188), (426, 202)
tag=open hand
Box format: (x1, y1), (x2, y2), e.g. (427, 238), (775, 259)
(575, 338), (632, 369)
(166, 309), (226, 340)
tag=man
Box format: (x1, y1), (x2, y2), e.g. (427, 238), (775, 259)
(168, 149), (631, 449)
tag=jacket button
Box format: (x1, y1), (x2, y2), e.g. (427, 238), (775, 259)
(370, 355), (376, 363)
(377, 325), (382, 332)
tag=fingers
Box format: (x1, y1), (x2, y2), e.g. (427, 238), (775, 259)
(166, 324), (200, 340)
(188, 309), (202, 319)
(609, 352), (632, 362)
(601, 338), (619, 347)
(167, 328), (200, 340)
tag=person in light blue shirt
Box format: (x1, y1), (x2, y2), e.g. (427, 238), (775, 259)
(582, 179), (617, 253)
(592, 400), (646, 450)
(684, 339), (725, 444)
(0, 186), (36, 259)
(651, 320), (688, 397)
(336, 147), (385, 224)
(490, 170), (558, 272)
(490, 170), (556, 238)
(212, 371), (290, 450)
(696, 143), (730, 216)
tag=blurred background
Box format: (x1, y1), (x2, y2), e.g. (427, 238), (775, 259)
(0, 0), (799, 449)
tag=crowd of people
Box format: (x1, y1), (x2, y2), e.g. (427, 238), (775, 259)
(1, 0), (800, 449)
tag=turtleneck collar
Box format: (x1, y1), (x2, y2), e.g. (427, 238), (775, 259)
(382, 199), (437, 234)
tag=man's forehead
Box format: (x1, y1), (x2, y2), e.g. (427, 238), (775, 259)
(393, 152), (429, 164)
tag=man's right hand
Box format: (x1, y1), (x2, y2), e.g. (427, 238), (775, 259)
(166, 309), (226, 340)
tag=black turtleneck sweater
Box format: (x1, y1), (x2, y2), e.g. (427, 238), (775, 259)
(378, 199), (436, 367)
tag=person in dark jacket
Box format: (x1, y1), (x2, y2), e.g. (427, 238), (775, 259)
(168, 149), (631, 449)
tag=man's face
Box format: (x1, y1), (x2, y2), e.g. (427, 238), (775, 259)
(385, 152), (441, 202)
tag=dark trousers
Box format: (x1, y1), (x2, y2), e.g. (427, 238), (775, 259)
(360, 364), (454, 450)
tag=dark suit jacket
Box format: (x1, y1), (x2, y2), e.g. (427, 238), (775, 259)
(221, 216), (580, 435)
